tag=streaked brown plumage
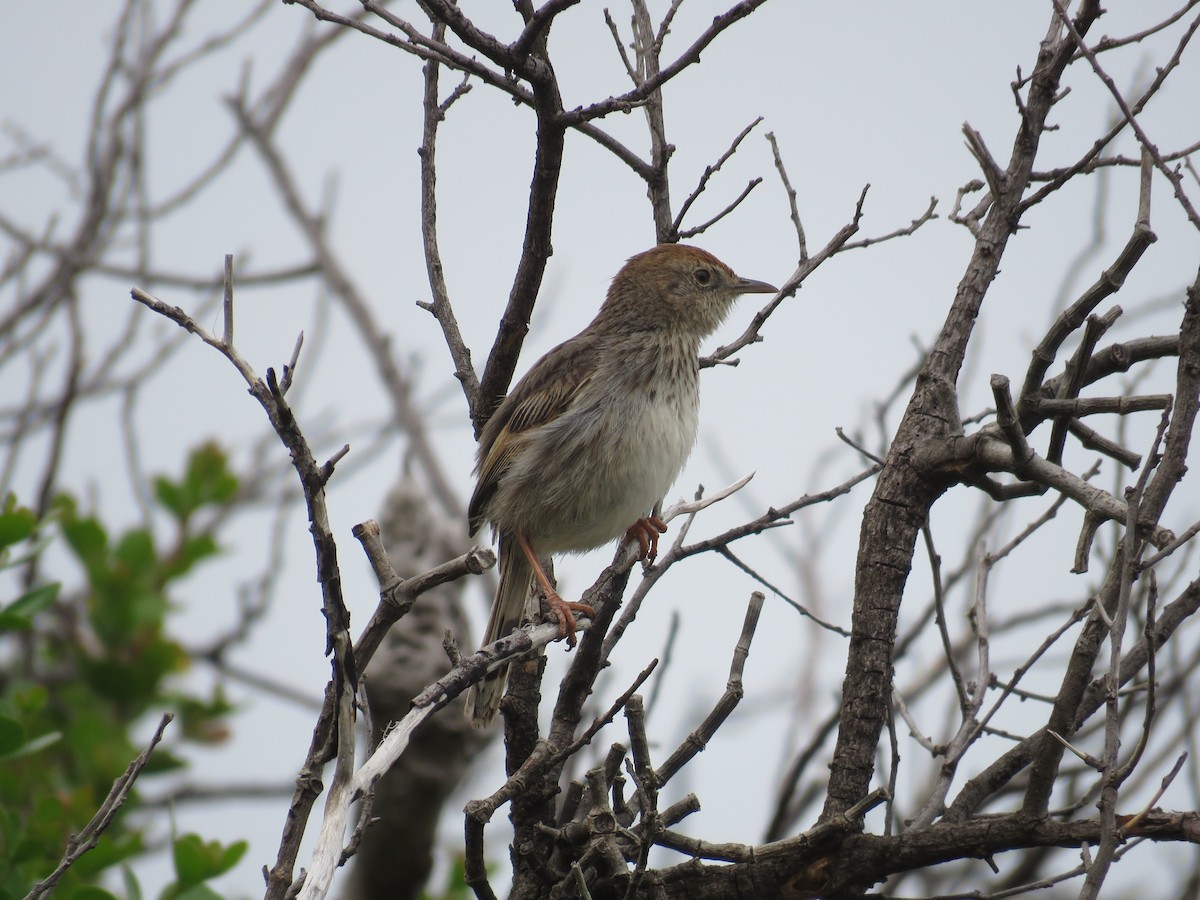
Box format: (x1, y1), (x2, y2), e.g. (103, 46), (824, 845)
(464, 244), (776, 727)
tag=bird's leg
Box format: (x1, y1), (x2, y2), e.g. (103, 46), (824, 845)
(625, 515), (668, 564)
(516, 532), (593, 648)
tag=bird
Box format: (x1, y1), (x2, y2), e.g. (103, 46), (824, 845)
(463, 243), (776, 727)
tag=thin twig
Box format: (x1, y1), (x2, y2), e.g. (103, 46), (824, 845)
(25, 714), (173, 900)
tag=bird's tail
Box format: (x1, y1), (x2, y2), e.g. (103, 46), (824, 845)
(465, 536), (532, 728)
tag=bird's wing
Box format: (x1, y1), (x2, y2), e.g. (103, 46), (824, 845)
(468, 335), (597, 535)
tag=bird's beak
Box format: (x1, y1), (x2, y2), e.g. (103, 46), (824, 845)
(734, 276), (777, 295)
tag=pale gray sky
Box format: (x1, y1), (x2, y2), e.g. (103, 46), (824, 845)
(3, 2), (1199, 896)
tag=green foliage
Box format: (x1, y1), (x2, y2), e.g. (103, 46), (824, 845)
(152, 443), (239, 527)
(73, 889), (122, 900)
(0, 445), (245, 899)
(158, 833), (246, 900)
(0, 498), (37, 551)
(0, 583), (60, 633)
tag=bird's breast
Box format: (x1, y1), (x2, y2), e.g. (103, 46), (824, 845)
(496, 350), (700, 554)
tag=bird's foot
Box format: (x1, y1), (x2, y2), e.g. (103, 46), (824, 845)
(625, 515), (668, 565)
(545, 592), (594, 648)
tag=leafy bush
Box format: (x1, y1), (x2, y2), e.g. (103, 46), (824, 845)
(0, 445), (244, 899)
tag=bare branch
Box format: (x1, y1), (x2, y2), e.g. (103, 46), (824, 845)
(1050, 0), (1200, 229)
(416, 40), (480, 415)
(766, 131), (806, 260)
(655, 592), (765, 786)
(672, 117), (764, 236)
(25, 714), (173, 900)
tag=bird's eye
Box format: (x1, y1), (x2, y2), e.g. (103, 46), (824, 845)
(693, 268), (712, 286)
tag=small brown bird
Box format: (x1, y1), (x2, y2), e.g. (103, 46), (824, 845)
(464, 244), (776, 727)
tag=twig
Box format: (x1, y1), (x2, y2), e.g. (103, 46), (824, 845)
(1015, 214), (1157, 419)
(924, 523), (967, 710)
(1138, 516), (1200, 572)
(839, 196), (938, 252)
(25, 714), (173, 900)
(716, 546), (850, 637)
(623, 694), (658, 899)
(703, 186), (869, 367)
(351, 522), (495, 666)
(1050, 0), (1200, 230)
(298, 662), (357, 900)
(766, 131), (806, 259)
(227, 94), (463, 516)
(1122, 751), (1188, 832)
(677, 177), (763, 240)
(132, 281), (359, 900)
(1046, 307), (1124, 465)
(416, 37), (480, 415)
(984, 462), (1099, 566)
(1023, 10), (1200, 213)
(561, 1), (772, 124)
(672, 116), (763, 236)
(655, 592), (765, 786)
(604, 466), (875, 659)
(970, 437), (1174, 549)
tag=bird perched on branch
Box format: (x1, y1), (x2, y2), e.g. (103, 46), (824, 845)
(464, 243), (776, 727)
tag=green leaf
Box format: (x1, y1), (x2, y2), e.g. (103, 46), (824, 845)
(89, 583), (171, 648)
(83, 638), (187, 706)
(172, 834), (247, 888)
(210, 838), (247, 878)
(154, 444), (239, 524)
(153, 476), (186, 521)
(161, 534), (219, 583)
(4, 582), (60, 619)
(67, 886), (120, 900)
(121, 865), (144, 900)
(174, 685), (234, 743)
(0, 716), (24, 755)
(13, 683), (48, 714)
(0, 610), (33, 631)
(0, 506), (36, 551)
(61, 514), (109, 586)
(114, 529), (157, 573)
(183, 443), (239, 507)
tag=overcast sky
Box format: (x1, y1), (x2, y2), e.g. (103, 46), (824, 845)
(4, 2), (1200, 896)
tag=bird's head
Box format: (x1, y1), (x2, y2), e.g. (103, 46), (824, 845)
(597, 243), (776, 338)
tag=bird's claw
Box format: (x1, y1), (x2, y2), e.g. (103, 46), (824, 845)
(625, 515), (668, 565)
(546, 593), (594, 648)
